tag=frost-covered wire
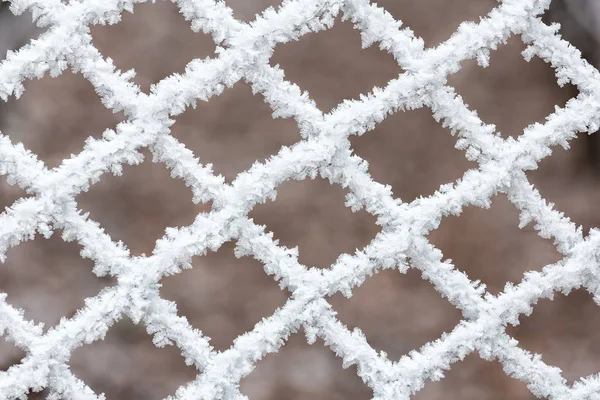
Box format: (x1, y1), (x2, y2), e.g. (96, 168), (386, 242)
(0, 0), (599, 399)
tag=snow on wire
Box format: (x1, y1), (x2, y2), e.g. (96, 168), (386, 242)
(0, 0), (599, 398)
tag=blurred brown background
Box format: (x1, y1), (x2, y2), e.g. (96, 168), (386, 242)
(1, 0), (600, 399)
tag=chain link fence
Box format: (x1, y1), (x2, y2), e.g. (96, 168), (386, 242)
(0, 0), (599, 399)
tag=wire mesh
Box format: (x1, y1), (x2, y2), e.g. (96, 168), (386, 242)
(0, 0), (599, 399)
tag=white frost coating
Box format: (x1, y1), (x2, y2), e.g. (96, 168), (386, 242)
(0, 0), (598, 399)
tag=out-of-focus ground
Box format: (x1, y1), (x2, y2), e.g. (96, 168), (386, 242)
(0, 1), (600, 399)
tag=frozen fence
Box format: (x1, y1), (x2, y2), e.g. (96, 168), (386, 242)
(0, 0), (599, 399)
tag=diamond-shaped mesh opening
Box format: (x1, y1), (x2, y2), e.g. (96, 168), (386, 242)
(0, 71), (126, 168)
(0, 337), (25, 371)
(0, 175), (29, 213)
(249, 178), (379, 269)
(428, 194), (562, 295)
(414, 353), (537, 400)
(76, 148), (204, 257)
(270, 17), (402, 113)
(528, 133), (600, 236)
(507, 288), (600, 384)
(0, 231), (115, 331)
(226, 0), (282, 22)
(90, 0), (216, 93)
(70, 318), (198, 400)
(0, 4), (45, 62)
(170, 81), (300, 182)
(447, 35), (578, 138)
(160, 240), (289, 352)
(240, 332), (373, 399)
(374, 0), (496, 48)
(329, 268), (461, 360)
(350, 107), (476, 203)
